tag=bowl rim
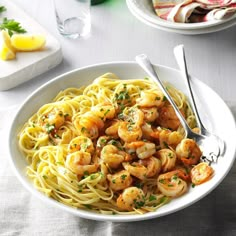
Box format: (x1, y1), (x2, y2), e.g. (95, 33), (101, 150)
(8, 61), (236, 222)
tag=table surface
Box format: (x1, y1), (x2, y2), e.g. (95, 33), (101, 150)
(1, 0), (236, 235)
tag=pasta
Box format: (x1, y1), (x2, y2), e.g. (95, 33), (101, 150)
(18, 73), (214, 215)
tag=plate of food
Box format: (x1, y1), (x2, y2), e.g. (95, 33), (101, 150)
(8, 61), (236, 222)
(126, 0), (236, 31)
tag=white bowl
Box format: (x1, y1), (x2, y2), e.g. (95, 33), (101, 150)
(9, 62), (236, 222)
(126, 0), (236, 32)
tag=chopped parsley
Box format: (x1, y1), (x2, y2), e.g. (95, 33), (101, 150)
(134, 198), (145, 209)
(100, 138), (107, 144)
(163, 141), (169, 148)
(90, 174), (97, 180)
(83, 204), (92, 209)
(56, 161), (63, 165)
(103, 109), (110, 117)
(45, 123), (55, 133)
(81, 127), (87, 133)
(135, 182), (144, 189)
(120, 174), (127, 180)
(115, 90), (130, 101)
(83, 171), (89, 177)
(168, 152), (173, 158)
(149, 195), (157, 201)
(159, 196), (167, 204)
(81, 143), (89, 151)
(172, 175), (178, 181)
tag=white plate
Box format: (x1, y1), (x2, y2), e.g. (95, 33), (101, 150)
(127, 0), (236, 35)
(0, 0), (62, 90)
(8, 62), (236, 222)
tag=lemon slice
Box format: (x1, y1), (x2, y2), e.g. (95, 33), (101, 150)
(0, 30), (16, 61)
(11, 34), (46, 52)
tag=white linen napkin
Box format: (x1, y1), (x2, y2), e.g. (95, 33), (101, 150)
(152, 0), (236, 23)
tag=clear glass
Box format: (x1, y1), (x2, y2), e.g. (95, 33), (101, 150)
(53, 0), (91, 39)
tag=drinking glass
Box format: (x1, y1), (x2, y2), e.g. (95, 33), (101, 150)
(54, 0), (91, 39)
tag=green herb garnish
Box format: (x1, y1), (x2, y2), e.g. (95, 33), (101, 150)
(0, 17), (27, 36)
(120, 174), (127, 180)
(149, 195), (157, 201)
(45, 123), (55, 133)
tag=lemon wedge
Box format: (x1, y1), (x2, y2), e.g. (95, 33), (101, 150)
(0, 30), (16, 61)
(11, 34), (46, 52)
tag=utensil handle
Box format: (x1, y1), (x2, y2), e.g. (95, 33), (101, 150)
(135, 54), (191, 134)
(173, 45), (205, 131)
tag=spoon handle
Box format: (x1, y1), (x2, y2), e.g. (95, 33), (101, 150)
(135, 54), (191, 135)
(173, 44), (205, 131)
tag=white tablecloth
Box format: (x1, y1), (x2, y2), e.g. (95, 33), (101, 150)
(1, 103), (236, 236)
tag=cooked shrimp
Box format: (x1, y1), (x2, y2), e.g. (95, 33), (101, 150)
(42, 109), (65, 131)
(74, 164), (99, 176)
(157, 104), (183, 130)
(123, 107), (144, 127)
(125, 141), (156, 159)
(123, 157), (161, 180)
(75, 117), (99, 140)
(123, 162), (147, 180)
(157, 148), (176, 172)
(176, 138), (202, 165)
(141, 107), (159, 123)
(68, 136), (94, 154)
(136, 90), (164, 108)
(157, 170), (188, 197)
(66, 151), (91, 166)
(136, 142), (156, 159)
(65, 151), (98, 176)
(116, 187), (145, 211)
(101, 144), (129, 169)
(80, 111), (104, 129)
(190, 162), (214, 185)
(105, 120), (120, 138)
(92, 104), (116, 120)
(57, 127), (73, 144)
(141, 123), (160, 140)
(100, 162), (109, 177)
(139, 157), (162, 177)
(75, 105), (114, 139)
(48, 126), (74, 145)
(118, 122), (142, 143)
(107, 170), (133, 191)
(159, 129), (183, 149)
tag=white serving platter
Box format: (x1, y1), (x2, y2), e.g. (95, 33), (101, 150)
(0, 0), (62, 90)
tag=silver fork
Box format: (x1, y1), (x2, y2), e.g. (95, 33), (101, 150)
(135, 54), (224, 164)
(173, 44), (225, 162)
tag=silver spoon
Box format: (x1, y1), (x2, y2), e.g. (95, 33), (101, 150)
(173, 44), (225, 159)
(135, 54), (222, 163)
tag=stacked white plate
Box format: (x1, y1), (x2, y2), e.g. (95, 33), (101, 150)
(126, 0), (236, 35)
